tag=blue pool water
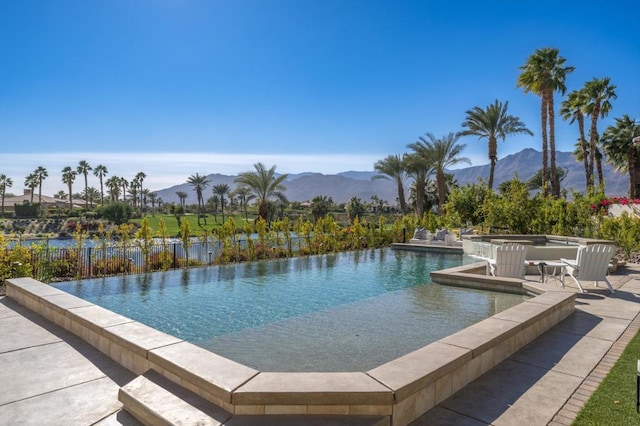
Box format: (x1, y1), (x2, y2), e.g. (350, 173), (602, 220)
(53, 248), (528, 372)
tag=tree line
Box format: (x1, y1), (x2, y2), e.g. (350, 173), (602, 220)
(374, 47), (639, 219)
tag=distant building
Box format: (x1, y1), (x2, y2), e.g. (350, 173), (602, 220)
(2, 189), (86, 215)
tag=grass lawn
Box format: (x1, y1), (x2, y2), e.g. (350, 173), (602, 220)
(573, 329), (640, 425)
(131, 213), (257, 236)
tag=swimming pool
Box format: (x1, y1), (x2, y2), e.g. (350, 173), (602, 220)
(53, 248), (528, 372)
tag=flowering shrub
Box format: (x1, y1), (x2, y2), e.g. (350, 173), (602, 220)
(591, 197), (640, 212)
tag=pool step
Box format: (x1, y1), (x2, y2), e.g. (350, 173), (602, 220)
(118, 370), (231, 425)
(119, 371), (390, 426)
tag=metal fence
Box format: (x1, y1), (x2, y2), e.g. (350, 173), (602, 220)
(16, 240), (223, 281)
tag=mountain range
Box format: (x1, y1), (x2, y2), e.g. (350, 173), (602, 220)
(154, 148), (628, 205)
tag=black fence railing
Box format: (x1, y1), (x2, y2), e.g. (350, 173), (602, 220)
(14, 241), (224, 282)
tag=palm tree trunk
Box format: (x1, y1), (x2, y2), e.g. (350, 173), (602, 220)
(396, 180), (407, 213)
(436, 170), (446, 215)
(488, 136), (497, 190)
(548, 92), (559, 197)
(488, 159), (496, 191)
(577, 115), (589, 188)
(596, 149), (604, 189)
(588, 106), (600, 189)
(259, 200), (268, 222)
(540, 95), (549, 196)
(628, 150), (640, 200)
(415, 181), (425, 218)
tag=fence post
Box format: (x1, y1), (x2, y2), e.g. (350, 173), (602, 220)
(172, 243), (177, 269)
(87, 247), (92, 278)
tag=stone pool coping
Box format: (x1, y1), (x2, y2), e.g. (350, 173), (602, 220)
(6, 270), (575, 426)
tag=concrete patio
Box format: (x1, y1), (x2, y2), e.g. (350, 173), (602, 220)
(1, 265), (640, 425)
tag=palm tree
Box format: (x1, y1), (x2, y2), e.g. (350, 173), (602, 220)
(83, 187), (100, 205)
(409, 132), (470, 214)
(234, 163), (288, 222)
(129, 177), (139, 208)
(232, 186), (254, 222)
(120, 177), (129, 202)
(0, 174), (13, 218)
(310, 195), (334, 221)
(186, 173), (210, 227)
(602, 115), (640, 198)
(33, 166), (48, 214)
(373, 154), (408, 213)
(584, 77), (617, 189)
(24, 173), (38, 203)
(93, 164), (108, 204)
(76, 160), (92, 210)
(105, 176), (121, 201)
(212, 183), (231, 223)
(561, 89), (590, 187)
(460, 100), (533, 191)
(134, 172), (146, 210)
(140, 188), (151, 210)
(54, 190), (67, 200)
(61, 166), (77, 210)
(176, 191), (188, 208)
(148, 192), (158, 212)
(403, 152), (433, 218)
(517, 47), (574, 197)
(207, 195), (220, 222)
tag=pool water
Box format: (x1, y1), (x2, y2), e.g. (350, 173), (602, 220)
(53, 248), (528, 372)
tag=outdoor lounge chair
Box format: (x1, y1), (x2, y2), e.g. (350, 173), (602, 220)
(487, 243), (527, 279)
(561, 244), (615, 294)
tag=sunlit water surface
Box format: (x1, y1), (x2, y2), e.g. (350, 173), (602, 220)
(53, 248), (528, 371)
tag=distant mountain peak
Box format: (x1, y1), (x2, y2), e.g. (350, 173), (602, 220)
(152, 148), (628, 204)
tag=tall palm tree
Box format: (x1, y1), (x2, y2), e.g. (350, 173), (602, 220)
(602, 115), (640, 198)
(176, 191), (188, 208)
(403, 152), (433, 218)
(93, 164), (108, 204)
(76, 160), (92, 210)
(409, 132), (470, 214)
(0, 174), (13, 218)
(517, 47), (574, 197)
(148, 192), (158, 211)
(33, 166), (48, 211)
(212, 183), (231, 223)
(120, 177), (129, 202)
(561, 89), (590, 187)
(235, 163), (288, 222)
(134, 172), (146, 210)
(460, 100), (533, 190)
(61, 166), (77, 210)
(105, 176), (121, 201)
(232, 186), (254, 222)
(584, 77), (617, 189)
(186, 173), (210, 227)
(373, 154), (408, 213)
(129, 177), (139, 208)
(24, 173), (38, 203)
(140, 188), (151, 210)
(83, 187), (100, 205)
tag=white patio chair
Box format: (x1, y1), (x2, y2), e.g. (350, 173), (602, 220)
(487, 243), (527, 279)
(561, 244), (615, 294)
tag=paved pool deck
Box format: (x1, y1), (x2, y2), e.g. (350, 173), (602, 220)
(1, 265), (640, 425)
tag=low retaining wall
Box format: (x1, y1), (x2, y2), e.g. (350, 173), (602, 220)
(6, 275), (575, 426)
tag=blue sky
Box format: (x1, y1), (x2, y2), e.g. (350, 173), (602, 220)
(1, 0), (639, 195)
